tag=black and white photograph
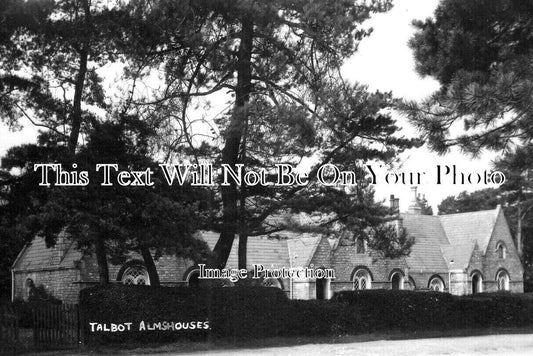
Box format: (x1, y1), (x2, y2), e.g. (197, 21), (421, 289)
(1, 0), (533, 355)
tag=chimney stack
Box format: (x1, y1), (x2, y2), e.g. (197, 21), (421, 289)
(408, 186), (422, 214)
(389, 194), (400, 214)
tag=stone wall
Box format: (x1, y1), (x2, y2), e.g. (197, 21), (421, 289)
(80, 251), (195, 285)
(13, 268), (82, 304)
(330, 243), (408, 295)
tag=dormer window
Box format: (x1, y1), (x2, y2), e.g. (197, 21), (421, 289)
(496, 242), (507, 259)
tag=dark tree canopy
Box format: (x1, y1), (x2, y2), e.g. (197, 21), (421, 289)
(0, 119), (212, 287)
(0, 0), (419, 289)
(438, 188), (504, 215)
(120, 0), (419, 269)
(405, 0), (533, 154)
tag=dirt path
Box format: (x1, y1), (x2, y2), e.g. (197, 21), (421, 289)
(147, 334), (533, 356)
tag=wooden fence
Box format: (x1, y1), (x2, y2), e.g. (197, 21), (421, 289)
(0, 303), (19, 353)
(32, 303), (79, 350)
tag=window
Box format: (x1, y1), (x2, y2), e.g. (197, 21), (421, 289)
(406, 277), (416, 291)
(186, 269), (200, 287)
(390, 272), (404, 290)
(428, 276), (444, 292)
(220, 279), (235, 287)
(356, 239), (367, 254)
(25, 278), (35, 300)
(352, 269), (371, 290)
(471, 272), (483, 294)
(262, 278), (282, 289)
(122, 265), (150, 285)
(496, 270), (510, 291)
(496, 242), (507, 259)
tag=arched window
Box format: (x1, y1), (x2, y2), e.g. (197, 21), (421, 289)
(186, 269), (200, 287)
(220, 279), (235, 287)
(496, 270), (510, 291)
(25, 278), (35, 300)
(122, 265), (150, 285)
(390, 271), (404, 290)
(471, 272), (483, 294)
(406, 277), (416, 291)
(356, 239), (367, 254)
(262, 278), (282, 289)
(352, 269), (372, 290)
(496, 242), (507, 259)
(428, 276), (445, 292)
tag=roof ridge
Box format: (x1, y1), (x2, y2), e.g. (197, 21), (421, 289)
(438, 207), (498, 218)
(483, 205), (502, 254)
(401, 213), (440, 218)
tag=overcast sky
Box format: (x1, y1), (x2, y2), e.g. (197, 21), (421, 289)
(0, 0), (501, 213)
(342, 0), (500, 212)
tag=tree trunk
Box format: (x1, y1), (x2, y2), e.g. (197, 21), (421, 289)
(68, 0), (90, 155)
(238, 234), (248, 270)
(140, 245), (161, 286)
(94, 234), (109, 285)
(211, 18), (254, 269)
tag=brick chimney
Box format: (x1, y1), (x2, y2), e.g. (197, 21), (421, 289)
(389, 194), (403, 236)
(389, 194), (400, 214)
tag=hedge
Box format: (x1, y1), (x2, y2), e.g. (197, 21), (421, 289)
(79, 286), (533, 345)
(79, 285), (291, 344)
(208, 285), (289, 338)
(333, 290), (533, 330)
(79, 285), (212, 344)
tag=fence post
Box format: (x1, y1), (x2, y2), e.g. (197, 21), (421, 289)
(78, 303), (84, 348)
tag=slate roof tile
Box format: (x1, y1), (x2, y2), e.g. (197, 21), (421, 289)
(12, 234), (82, 271)
(200, 231), (321, 269)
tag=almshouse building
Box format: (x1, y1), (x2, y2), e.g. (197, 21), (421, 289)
(11, 188), (524, 303)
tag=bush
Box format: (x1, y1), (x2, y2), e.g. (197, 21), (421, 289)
(333, 290), (533, 331)
(79, 285), (211, 344)
(332, 289), (456, 331)
(208, 286), (289, 338)
(79, 286), (533, 345)
(282, 300), (362, 336)
(28, 284), (62, 304)
(10, 300), (33, 328)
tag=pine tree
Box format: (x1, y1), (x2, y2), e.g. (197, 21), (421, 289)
(121, 0), (419, 269)
(404, 0), (533, 154)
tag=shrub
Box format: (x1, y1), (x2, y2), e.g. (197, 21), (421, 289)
(28, 284), (62, 304)
(282, 300), (362, 336)
(333, 290), (533, 331)
(79, 285), (211, 344)
(10, 299), (33, 328)
(79, 286), (533, 345)
(208, 286), (288, 338)
(333, 289), (457, 331)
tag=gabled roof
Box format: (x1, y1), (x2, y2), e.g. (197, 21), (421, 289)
(440, 243), (476, 269)
(401, 214), (449, 272)
(401, 206), (505, 271)
(287, 236), (322, 267)
(439, 207), (499, 253)
(401, 214), (449, 245)
(12, 234), (83, 272)
(200, 231), (322, 269)
(405, 239), (450, 272)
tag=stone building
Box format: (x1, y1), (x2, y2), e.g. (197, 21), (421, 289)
(11, 189), (524, 303)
